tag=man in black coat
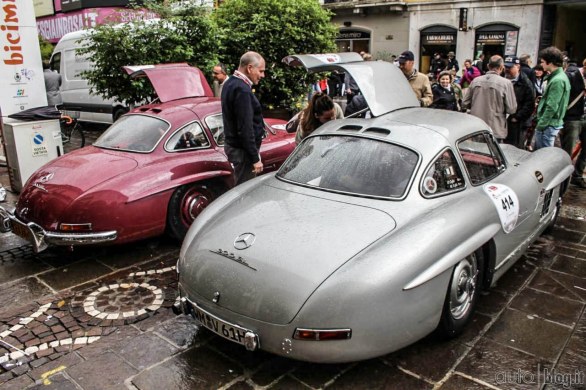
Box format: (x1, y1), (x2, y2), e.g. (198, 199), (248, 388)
(560, 60), (585, 158)
(504, 56), (535, 148)
(221, 51), (266, 185)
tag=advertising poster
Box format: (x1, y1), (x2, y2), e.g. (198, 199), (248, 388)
(0, 0), (48, 116)
(34, 0), (54, 17)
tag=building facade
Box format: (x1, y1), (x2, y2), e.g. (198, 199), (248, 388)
(323, 0), (586, 74)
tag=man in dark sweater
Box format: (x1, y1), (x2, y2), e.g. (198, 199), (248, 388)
(221, 51), (266, 185)
(504, 56), (535, 148)
(560, 60), (585, 157)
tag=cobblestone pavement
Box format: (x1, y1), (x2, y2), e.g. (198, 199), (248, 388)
(0, 153), (585, 389)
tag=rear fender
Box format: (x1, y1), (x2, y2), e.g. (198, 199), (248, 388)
(403, 223), (500, 290)
(126, 170), (233, 203)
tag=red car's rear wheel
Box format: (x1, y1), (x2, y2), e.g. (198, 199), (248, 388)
(167, 183), (217, 240)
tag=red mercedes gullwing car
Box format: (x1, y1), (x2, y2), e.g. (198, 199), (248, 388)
(0, 64), (296, 252)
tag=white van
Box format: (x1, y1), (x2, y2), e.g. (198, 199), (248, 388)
(50, 30), (128, 124)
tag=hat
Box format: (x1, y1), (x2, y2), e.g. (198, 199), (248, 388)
(504, 56), (520, 67)
(398, 50), (414, 63)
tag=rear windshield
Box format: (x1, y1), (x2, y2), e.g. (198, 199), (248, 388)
(94, 115), (170, 152)
(277, 135), (418, 198)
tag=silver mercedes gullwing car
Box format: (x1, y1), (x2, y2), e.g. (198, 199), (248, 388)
(176, 53), (573, 363)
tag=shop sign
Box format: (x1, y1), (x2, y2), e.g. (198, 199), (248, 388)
(61, 0), (81, 12)
(1, 0), (48, 115)
(477, 33), (506, 44)
(336, 30), (371, 40)
(505, 31), (518, 56)
(36, 7), (159, 43)
(34, 0), (54, 18)
(422, 34), (455, 45)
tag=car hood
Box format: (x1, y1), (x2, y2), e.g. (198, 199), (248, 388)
(17, 147), (137, 225)
(180, 183), (396, 324)
(282, 53), (419, 117)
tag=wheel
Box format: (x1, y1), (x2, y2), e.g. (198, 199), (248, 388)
(70, 123), (85, 147)
(62, 122), (85, 153)
(113, 107), (128, 122)
(167, 183), (218, 240)
(436, 250), (484, 338)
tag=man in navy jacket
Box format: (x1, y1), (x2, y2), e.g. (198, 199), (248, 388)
(221, 52), (266, 184)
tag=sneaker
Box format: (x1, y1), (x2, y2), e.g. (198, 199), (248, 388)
(571, 176), (586, 189)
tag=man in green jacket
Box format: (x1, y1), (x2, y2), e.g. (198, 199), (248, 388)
(535, 47), (570, 149)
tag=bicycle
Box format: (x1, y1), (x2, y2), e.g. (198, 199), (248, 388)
(60, 115), (85, 153)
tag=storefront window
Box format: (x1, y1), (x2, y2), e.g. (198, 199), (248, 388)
(420, 26), (457, 75)
(475, 24), (519, 65)
(336, 29), (371, 54)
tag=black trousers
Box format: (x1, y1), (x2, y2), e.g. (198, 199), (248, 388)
(504, 118), (526, 149)
(225, 144), (257, 185)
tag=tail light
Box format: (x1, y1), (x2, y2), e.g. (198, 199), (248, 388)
(59, 223), (92, 232)
(293, 328), (352, 341)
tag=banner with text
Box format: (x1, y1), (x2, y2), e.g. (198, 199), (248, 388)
(37, 7), (159, 43)
(1, 0), (48, 116)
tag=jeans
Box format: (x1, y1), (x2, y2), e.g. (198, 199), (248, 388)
(534, 126), (562, 150)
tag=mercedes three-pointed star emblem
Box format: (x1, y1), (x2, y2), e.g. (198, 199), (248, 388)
(233, 233), (256, 250)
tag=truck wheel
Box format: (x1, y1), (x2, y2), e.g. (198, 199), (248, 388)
(167, 183), (217, 241)
(436, 250), (484, 338)
(113, 107), (128, 122)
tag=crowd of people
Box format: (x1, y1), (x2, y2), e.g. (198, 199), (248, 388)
(216, 47), (586, 189)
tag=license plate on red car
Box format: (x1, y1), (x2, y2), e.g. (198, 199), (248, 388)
(191, 303), (258, 350)
(10, 218), (33, 243)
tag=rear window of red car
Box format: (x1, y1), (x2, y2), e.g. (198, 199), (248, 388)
(94, 115), (170, 152)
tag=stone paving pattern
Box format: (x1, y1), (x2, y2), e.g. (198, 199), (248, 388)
(0, 161), (585, 389)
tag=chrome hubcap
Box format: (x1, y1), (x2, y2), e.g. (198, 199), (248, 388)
(187, 194), (209, 220)
(450, 255), (478, 320)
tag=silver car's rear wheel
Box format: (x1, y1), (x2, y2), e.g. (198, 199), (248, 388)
(449, 255), (478, 320)
(437, 249), (484, 338)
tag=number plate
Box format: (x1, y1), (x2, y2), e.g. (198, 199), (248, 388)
(10, 218), (33, 243)
(192, 304), (257, 349)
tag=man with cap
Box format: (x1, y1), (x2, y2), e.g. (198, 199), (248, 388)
(504, 55), (535, 148)
(398, 50), (433, 107)
(446, 51), (459, 73)
(461, 55), (517, 142)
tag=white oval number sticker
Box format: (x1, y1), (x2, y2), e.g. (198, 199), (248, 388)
(483, 183), (519, 233)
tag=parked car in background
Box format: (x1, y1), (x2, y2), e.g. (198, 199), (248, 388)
(0, 64), (296, 252)
(50, 29), (129, 124)
(176, 53), (574, 363)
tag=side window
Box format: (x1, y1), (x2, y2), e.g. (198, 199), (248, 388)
(421, 149), (465, 197)
(166, 122), (210, 151)
(458, 132), (505, 185)
(50, 53), (61, 73)
(205, 114), (224, 146)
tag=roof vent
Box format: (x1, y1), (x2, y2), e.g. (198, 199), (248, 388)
(338, 125), (362, 132)
(363, 128), (390, 137)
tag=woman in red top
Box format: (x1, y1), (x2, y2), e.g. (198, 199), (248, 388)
(459, 59), (481, 88)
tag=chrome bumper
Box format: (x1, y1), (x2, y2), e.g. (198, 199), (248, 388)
(0, 206), (117, 253)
